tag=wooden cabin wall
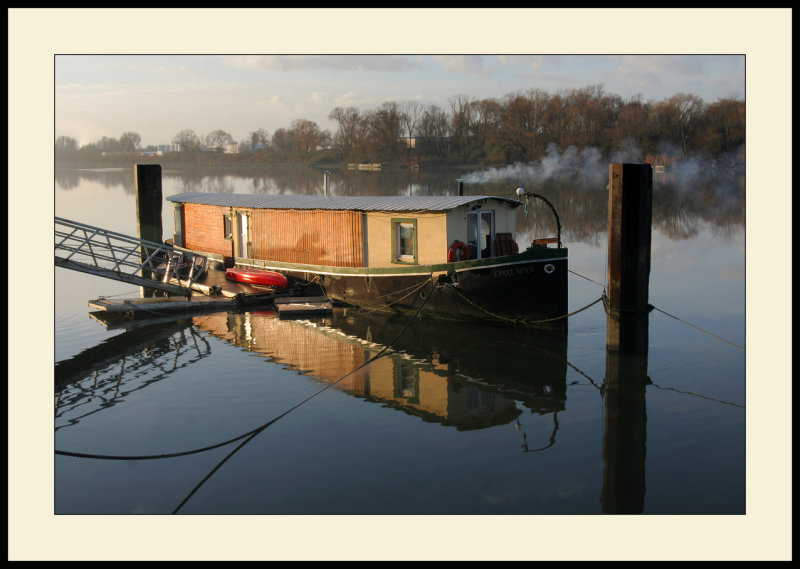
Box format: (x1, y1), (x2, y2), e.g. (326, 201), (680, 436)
(182, 203), (233, 258)
(249, 209), (364, 267)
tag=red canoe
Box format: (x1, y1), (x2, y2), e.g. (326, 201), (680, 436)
(225, 268), (288, 288)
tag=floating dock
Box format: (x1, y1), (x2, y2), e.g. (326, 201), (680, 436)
(274, 296), (334, 319)
(88, 267), (334, 322)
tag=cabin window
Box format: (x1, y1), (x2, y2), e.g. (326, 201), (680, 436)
(391, 218), (417, 264)
(223, 214), (233, 240)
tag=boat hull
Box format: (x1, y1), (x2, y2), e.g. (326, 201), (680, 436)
(237, 247), (568, 325)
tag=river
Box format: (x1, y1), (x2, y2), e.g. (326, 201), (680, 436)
(53, 161), (745, 517)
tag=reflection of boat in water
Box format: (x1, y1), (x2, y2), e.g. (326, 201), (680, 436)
(191, 307), (568, 432)
(58, 303), (568, 436)
(54, 318), (213, 429)
(166, 192), (568, 324)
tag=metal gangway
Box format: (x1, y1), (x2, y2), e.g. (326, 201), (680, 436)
(55, 217), (208, 297)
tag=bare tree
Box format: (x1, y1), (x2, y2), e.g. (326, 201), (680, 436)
(248, 128), (270, 149)
(329, 106), (361, 158)
(173, 129), (201, 152)
(271, 128), (295, 152)
(418, 103), (449, 158)
(204, 129), (234, 151)
(703, 97), (745, 158)
(290, 119), (329, 152)
(55, 135), (78, 152)
(448, 94), (475, 153)
(399, 100), (422, 140)
(119, 131), (141, 152)
(668, 93), (708, 157)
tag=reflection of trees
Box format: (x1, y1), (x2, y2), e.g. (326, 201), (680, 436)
(55, 167), (136, 193)
(522, 170), (743, 243)
(56, 161), (744, 242)
(199, 175), (235, 194)
(55, 169), (81, 190)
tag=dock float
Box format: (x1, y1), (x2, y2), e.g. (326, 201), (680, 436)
(274, 296), (334, 319)
(88, 291), (278, 319)
(85, 266), (334, 323)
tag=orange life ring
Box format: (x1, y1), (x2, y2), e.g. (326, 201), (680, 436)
(447, 240), (470, 262)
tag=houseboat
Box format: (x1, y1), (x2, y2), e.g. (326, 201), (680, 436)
(166, 191), (568, 323)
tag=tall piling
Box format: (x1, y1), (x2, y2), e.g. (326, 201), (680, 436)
(135, 164), (163, 297)
(605, 162), (653, 353)
(135, 164), (163, 245)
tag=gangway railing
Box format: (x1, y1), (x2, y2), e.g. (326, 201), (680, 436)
(54, 217), (208, 297)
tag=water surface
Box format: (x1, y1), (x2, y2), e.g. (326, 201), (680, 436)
(54, 163), (745, 516)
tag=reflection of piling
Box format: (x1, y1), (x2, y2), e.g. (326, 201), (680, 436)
(602, 350), (648, 514)
(323, 170), (331, 197)
(606, 163), (652, 353)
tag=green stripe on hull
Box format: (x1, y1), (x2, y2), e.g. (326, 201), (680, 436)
(236, 247), (568, 277)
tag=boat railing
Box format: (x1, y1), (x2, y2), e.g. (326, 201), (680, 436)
(54, 216), (208, 296)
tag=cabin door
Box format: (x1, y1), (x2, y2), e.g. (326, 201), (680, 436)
(466, 210), (494, 259)
(234, 210), (251, 259)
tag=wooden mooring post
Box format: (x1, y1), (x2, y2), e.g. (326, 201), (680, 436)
(135, 164), (163, 297)
(135, 164), (163, 246)
(605, 162), (652, 353)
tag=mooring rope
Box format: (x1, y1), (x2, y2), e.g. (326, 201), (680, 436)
(356, 277), (433, 315)
(572, 268), (744, 352)
(648, 381), (745, 408)
(649, 305), (745, 351)
(443, 282), (603, 327)
(568, 269), (605, 288)
(54, 277), (441, 462)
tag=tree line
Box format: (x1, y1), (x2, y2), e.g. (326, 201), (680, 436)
(55, 84), (744, 167)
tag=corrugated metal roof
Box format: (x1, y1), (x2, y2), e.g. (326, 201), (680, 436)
(166, 192), (521, 212)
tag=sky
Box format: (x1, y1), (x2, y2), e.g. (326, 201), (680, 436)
(55, 53), (745, 148)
